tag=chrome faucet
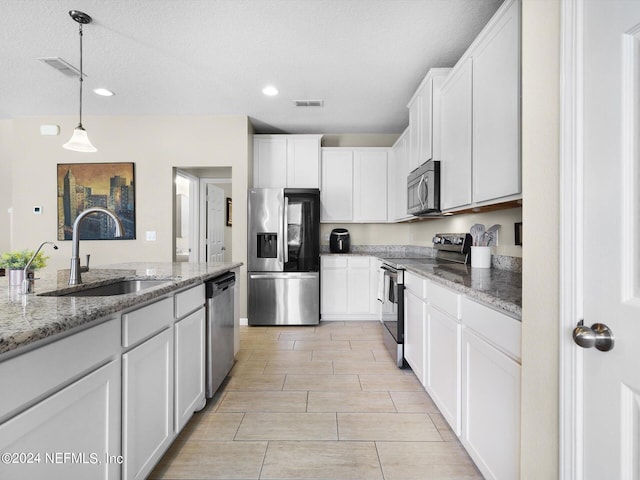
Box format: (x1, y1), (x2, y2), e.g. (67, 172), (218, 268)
(22, 241), (58, 294)
(69, 207), (124, 285)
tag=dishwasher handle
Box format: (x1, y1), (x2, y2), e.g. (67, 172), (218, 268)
(206, 272), (236, 298)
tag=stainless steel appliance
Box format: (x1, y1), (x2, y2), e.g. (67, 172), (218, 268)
(379, 232), (471, 368)
(248, 188), (320, 325)
(205, 272), (236, 397)
(407, 160), (440, 216)
(379, 262), (406, 367)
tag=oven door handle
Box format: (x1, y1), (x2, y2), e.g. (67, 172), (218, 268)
(380, 265), (397, 275)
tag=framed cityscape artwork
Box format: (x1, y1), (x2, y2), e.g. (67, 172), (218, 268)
(57, 162), (136, 240)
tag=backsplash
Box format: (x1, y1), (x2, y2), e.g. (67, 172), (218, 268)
(320, 244), (522, 273)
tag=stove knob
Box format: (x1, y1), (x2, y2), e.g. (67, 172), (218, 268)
(432, 236), (441, 244)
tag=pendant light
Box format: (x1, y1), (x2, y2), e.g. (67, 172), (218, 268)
(63, 10), (96, 153)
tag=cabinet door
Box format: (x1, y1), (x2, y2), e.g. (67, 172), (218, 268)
(347, 257), (371, 314)
(0, 360), (121, 480)
(287, 137), (321, 188)
(472, 0), (520, 203)
(321, 256), (348, 314)
(419, 78), (433, 164)
(254, 137), (288, 188)
(408, 94), (422, 172)
(404, 289), (426, 385)
(462, 328), (520, 480)
(123, 328), (174, 480)
(175, 308), (205, 433)
(353, 150), (388, 222)
(321, 149), (353, 222)
(426, 306), (461, 435)
(440, 57), (473, 210)
(390, 129), (410, 222)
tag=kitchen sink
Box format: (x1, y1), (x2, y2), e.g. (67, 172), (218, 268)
(40, 279), (172, 297)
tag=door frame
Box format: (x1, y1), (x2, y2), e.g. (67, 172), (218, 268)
(559, 0), (587, 478)
(174, 170), (200, 263)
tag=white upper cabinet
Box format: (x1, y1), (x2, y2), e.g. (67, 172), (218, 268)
(253, 135), (322, 188)
(321, 147), (389, 223)
(407, 68), (451, 172)
(353, 149), (388, 223)
(472, 0), (521, 203)
(390, 128), (411, 222)
(440, 58), (473, 211)
(321, 149), (354, 222)
(439, 0), (521, 212)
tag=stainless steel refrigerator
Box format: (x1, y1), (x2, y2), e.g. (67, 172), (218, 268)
(248, 188), (320, 325)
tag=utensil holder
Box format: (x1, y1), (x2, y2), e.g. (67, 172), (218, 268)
(471, 246), (492, 269)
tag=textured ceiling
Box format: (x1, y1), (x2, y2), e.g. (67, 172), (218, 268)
(0, 0), (503, 133)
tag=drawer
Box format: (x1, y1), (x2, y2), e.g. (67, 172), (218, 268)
(322, 256), (348, 268)
(404, 271), (427, 299)
(429, 282), (460, 319)
(461, 297), (521, 362)
(175, 283), (205, 319)
(122, 297), (174, 348)
(0, 318), (119, 422)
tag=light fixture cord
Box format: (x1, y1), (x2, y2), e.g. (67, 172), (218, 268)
(78, 22), (83, 127)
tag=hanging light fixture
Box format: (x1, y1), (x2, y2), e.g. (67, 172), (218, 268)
(63, 10), (97, 152)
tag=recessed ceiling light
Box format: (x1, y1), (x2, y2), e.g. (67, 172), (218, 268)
(93, 88), (115, 97)
(262, 85), (278, 96)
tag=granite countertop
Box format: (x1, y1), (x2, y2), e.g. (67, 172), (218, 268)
(322, 247), (521, 320)
(0, 262), (242, 358)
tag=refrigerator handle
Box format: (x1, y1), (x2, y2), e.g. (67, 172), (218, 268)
(283, 196), (289, 264)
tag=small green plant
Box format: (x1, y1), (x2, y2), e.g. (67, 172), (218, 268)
(0, 250), (49, 270)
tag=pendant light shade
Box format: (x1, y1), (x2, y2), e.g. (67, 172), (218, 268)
(63, 125), (97, 152)
(63, 10), (96, 153)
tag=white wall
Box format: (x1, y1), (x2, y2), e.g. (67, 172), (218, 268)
(0, 120), (13, 254)
(521, 0), (560, 478)
(9, 115), (251, 316)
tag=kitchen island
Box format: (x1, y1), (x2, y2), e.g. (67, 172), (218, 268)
(0, 261), (241, 480)
(0, 261), (242, 357)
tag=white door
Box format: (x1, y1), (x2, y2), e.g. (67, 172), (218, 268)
(570, 2), (640, 478)
(206, 184), (225, 263)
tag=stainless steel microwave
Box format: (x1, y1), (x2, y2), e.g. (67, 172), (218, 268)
(407, 160), (441, 216)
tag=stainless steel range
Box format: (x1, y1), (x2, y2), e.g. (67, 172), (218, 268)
(379, 233), (472, 368)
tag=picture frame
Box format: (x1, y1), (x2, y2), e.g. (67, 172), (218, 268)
(226, 198), (232, 227)
(57, 162), (136, 240)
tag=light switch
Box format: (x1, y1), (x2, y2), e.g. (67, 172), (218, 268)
(146, 231), (157, 241)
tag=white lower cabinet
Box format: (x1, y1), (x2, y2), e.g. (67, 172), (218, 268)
(400, 270), (521, 480)
(404, 288), (426, 384)
(321, 256), (378, 320)
(462, 328), (521, 480)
(174, 307), (206, 432)
(426, 305), (461, 435)
(123, 327), (174, 480)
(0, 359), (121, 480)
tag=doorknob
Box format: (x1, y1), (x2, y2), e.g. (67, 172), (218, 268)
(572, 320), (615, 352)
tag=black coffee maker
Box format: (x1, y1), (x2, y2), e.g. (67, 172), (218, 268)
(329, 228), (350, 253)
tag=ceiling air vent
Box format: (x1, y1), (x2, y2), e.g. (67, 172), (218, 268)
(294, 100), (324, 108)
(38, 57), (85, 78)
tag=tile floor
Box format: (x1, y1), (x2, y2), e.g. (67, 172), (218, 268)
(149, 321), (483, 480)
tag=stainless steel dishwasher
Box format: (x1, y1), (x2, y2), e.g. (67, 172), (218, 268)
(205, 272), (236, 398)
